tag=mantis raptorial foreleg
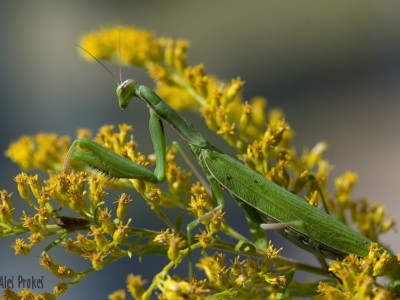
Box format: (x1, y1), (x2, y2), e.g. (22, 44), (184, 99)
(63, 110), (166, 183)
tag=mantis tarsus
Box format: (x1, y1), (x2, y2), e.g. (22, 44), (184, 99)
(62, 78), (373, 274)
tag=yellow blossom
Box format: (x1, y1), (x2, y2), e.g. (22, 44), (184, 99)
(12, 238), (31, 255)
(126, 274), (146, 299)
(158, 277), (191, 300)
(115, 193), (132, 221)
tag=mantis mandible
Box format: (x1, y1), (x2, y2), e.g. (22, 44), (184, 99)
(62, 78), (372, 272)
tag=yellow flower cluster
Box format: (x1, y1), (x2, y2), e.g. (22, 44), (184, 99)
(330, 171), (395, 241)
(318, 243), (397, 299)
(5, 133), (70, 172)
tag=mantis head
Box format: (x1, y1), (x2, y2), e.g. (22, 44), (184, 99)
(117, 79), (138, 109)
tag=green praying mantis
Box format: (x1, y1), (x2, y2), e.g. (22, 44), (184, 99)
(61, 72), (374, 275)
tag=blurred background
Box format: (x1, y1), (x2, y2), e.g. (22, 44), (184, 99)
(0, 1), (399, 298)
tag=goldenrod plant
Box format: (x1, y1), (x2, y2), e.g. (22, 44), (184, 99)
(3, 26), (399, 299)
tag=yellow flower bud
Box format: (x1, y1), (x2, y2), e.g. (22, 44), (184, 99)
(115, 193), (132, 221)
(167, 236), (183, 263)
(126, 274), (146, 299)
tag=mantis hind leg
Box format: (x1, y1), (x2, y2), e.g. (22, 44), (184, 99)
(260, 221), (331, 271)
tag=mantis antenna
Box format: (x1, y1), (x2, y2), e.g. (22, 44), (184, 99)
(118, 29), (123, 83)
(75, 44), (120, 86)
